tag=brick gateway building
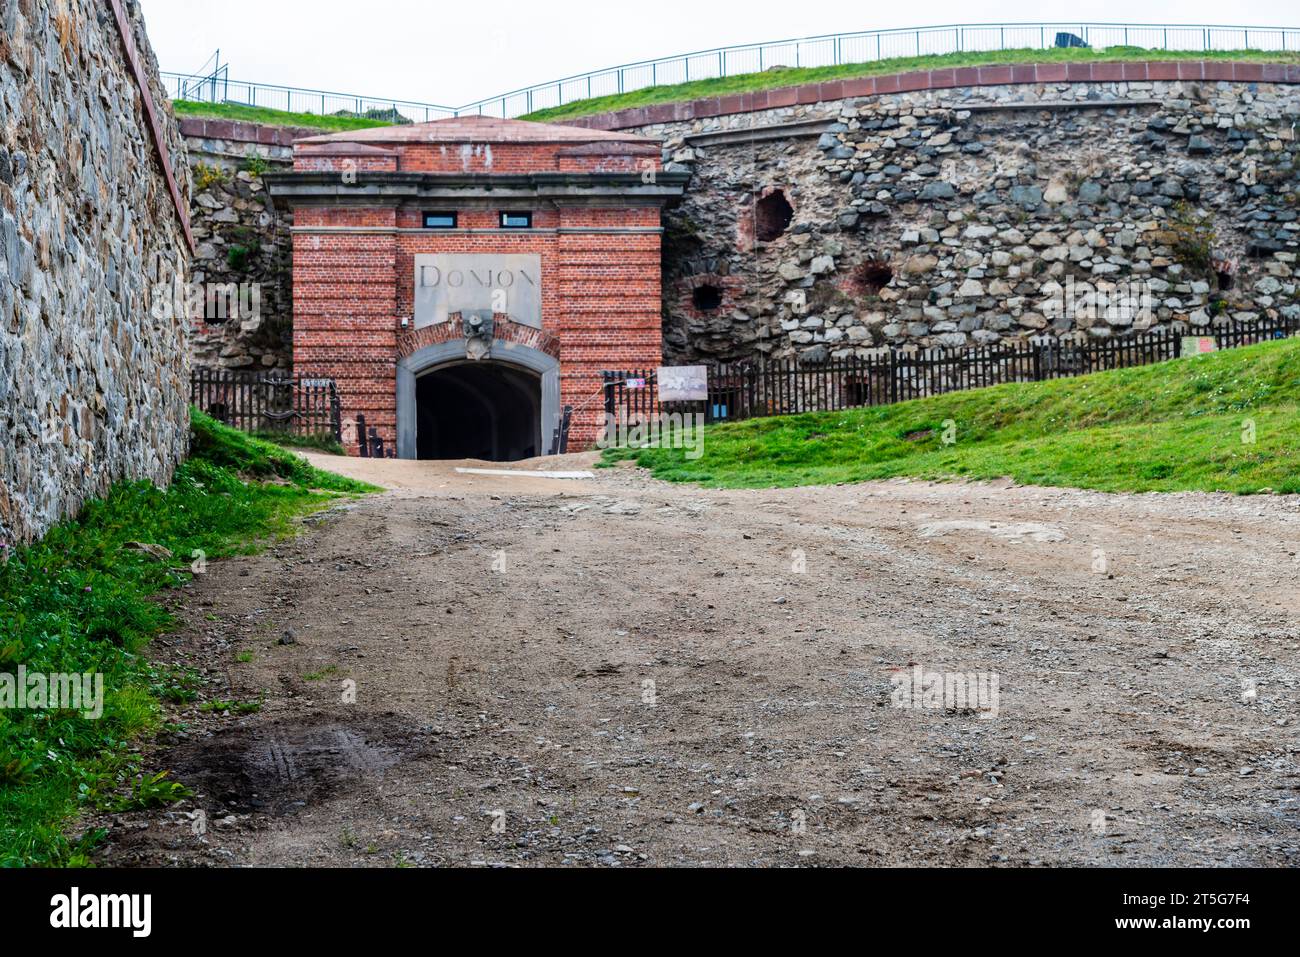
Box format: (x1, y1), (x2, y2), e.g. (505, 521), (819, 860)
(265, 117), (686, 458)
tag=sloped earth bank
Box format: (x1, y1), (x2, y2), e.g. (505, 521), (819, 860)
(91, 455), (1300, 866)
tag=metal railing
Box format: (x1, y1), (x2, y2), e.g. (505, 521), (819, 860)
(604, 317), (1300, 427)
(162, 71), (459, 124)
(191, 367), (343, 443)
(164, 21), (1300, 125)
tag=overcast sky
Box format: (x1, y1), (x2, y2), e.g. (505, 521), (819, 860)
(138, 0), (1293, 107)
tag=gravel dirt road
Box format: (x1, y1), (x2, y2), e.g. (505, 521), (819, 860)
(93, 453), (1300, 867)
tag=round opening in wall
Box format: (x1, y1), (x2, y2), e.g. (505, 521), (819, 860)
(851, 259), (894, 296)
(692, 283), (724, 312)
(754, 190), (794, 243)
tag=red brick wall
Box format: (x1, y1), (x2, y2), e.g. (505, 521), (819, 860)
(291, 207), (399, 452)
(294, 154), (398, 172)
(291, 193), (664, 454)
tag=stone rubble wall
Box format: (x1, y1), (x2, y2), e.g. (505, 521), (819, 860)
(0, 0), (191, 544)
(621, 79), (1300, 363)
(180, 118), (308, 372)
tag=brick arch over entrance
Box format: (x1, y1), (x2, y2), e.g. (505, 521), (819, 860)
(396, 338), (561, 460)
(397, 317), (562, 363)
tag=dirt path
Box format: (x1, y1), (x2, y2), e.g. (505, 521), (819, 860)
(94, 455), (1300, 867)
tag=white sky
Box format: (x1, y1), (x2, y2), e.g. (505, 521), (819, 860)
(138, 0), (1294, 108)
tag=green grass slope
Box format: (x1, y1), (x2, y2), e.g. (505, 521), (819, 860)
(605, 337), (1300, 494)
(523, 47), (1300, 122)
(171, 100), (394, 132)
(170, 49), (1300, 130)
(0, 412), (373, 866)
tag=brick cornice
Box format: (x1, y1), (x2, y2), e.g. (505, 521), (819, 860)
(560, 60), (1300, 132)
(398, 317), (562, 362)
(264, 170), (689, 209)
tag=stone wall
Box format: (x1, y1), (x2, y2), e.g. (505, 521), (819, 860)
(180, 118), (307, 372)
(610, 72), (1300, 363)
(0, 0), (192, 544)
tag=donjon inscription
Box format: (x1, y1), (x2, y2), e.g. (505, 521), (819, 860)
(414, 254), (542, 329)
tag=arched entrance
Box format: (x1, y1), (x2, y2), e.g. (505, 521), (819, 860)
(415, 362), (540, 460)
(396, 340), (561, 461)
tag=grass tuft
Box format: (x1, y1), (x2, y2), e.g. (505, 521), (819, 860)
(190, 410), (374, 492)
(249, 429), (348, 457)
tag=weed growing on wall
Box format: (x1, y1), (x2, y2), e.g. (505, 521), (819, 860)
(193, 161), (230, 192)
(1166, 202), (1218, 278)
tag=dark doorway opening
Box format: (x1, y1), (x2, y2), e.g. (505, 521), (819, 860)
(415, 362), (541, 461)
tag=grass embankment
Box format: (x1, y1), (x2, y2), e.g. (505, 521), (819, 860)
(171, 99), (393, 132)
(605, 338), (1300, 494)
(248, 430), (347, 457)
(523, 47), (1300, 121)
(0, 411), (374, 866)
(170, 48), (1300, 131)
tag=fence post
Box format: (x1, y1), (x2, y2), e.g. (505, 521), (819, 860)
(356, 414), (368, 457)
(602, 371), (616, 419)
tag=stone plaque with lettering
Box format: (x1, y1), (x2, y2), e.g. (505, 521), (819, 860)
(414, 254), (541, 330)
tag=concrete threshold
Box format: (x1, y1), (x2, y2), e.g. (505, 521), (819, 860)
(454, 467), (595, 479)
